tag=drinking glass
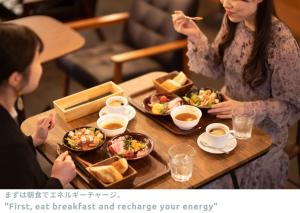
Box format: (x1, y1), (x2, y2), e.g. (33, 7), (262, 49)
(232, 107), (255, 140)
(168, 144), (195, 182)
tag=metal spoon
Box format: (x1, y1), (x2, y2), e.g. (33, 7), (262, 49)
(184, 15), (204, 21)
(200, 141), (229, 154)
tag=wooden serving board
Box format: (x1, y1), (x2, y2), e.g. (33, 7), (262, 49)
(128, 86), (219, 135)
(58, 140), (169, 189)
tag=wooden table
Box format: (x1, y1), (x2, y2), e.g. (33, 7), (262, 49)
(9, 15), (85, 62)
(21, 72), (272, 189)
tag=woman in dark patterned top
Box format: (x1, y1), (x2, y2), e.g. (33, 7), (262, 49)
(0, 23), (76, 188)
(173, 0), (300, 188)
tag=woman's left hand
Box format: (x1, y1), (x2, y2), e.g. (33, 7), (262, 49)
(207, 95), (243, 119)
(32, 113), (55, 147)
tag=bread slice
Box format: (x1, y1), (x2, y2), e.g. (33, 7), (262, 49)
(88, 165), (123, 184)
(173, 72), (187, 86)
(111, 158), (128, 175)
(161, 79), (180, 91)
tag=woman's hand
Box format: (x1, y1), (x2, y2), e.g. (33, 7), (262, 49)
(208, 95), (244, 119)
(32, 113), (55, 147)
(172, 10), (203, 42)
(51, 151), (76, 187)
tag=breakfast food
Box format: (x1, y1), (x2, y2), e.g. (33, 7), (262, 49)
(89, 165), (123, 184)
(161, 79), (181, 91)
(88, 158), (129, 184)
(148, 94), (182, 115)
(108, 135), (152, 159)
(111, 158), (128, 174)
(173, 72), (188, 85)
(183, 89), (221, 108)
(109, 100), (124, 107)
(175, 113), (198, 121)
(65, 127), (104, 151)
(161, 72), (187, 91)
(102, 122), (123, 130)
(209, 128), (226, 136)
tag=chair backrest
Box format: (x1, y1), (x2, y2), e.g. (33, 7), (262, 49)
(123, 0), (199, 70)
(28, 0), (97, 21)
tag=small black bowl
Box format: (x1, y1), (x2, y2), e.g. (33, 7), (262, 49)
(107, 132), (154, 160)
(142, 93), (183, 116)
(63, 126), (106, 153)
(183, 88), (223, 111)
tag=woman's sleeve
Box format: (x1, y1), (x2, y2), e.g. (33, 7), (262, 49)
(186, 17), (228, 78)
(25, 136), (63, 188)
(44, 177), (63, 189)
(1, 144), (63, 189)
(245, 35), (300, 128)
(26, 136), (37, 155)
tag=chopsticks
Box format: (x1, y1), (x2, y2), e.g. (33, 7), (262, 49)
(57, 143), (91, 178)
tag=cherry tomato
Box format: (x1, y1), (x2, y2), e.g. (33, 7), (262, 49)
(159, 96), (169, 103)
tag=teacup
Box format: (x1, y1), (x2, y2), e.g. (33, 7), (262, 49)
(106, 96), (128, 114)
(205, 123), (234, 148)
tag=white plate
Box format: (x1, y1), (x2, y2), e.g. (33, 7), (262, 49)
(99, 105), (136, 121)
(197, 132), (237, 154)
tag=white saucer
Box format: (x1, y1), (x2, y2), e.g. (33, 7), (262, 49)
(197, 132), (237, 154)
(99, 105), (136, 121)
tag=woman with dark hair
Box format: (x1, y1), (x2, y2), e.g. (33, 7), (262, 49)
(0, 23), (76, 188)
(173, 0), (300, 188)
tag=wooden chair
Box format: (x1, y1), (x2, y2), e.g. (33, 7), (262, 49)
(275, 0), (300, 180)
(22, 0), (97, 21)
(0, 1), (96, 21)
(56, 0), (199, 95)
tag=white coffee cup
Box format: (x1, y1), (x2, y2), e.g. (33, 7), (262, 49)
(106, 96), (128, 114)
(205, 123), (234, 148)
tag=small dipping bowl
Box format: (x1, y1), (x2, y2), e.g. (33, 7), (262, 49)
(170, 105), (202, 130)
(97, 114), (128, 137)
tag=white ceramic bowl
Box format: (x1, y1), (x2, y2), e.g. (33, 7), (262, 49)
(170, 105), (202, 130)
(105, 96), (128, 114)
(97, 114), (128, 137)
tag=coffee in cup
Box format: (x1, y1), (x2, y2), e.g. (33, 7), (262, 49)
(205, 123), (234, 148)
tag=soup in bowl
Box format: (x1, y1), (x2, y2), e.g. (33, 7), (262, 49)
(97, 114), (128, 137)
(170, 105), (202, 130)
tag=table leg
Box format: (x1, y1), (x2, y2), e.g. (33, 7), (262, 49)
(230, 171), (240, 189)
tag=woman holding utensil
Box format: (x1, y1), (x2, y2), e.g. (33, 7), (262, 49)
(0, 23), (76, 188)
(172, 0), (300, 188)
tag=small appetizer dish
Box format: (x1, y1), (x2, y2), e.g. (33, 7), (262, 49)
(183, 88), (223, 109)
(107, 132), (154, 160)
(143, 93), (183, 116)
(63, 127), (105, 152)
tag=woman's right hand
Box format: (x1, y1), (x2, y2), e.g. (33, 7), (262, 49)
(51, 151), (76, 187)
(172, 10), (203, 41)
